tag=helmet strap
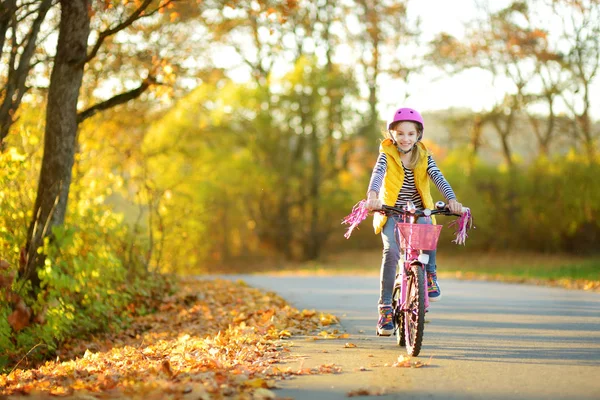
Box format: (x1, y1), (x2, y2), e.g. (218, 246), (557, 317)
(398, 146), (413, 154)
(397, 140), (420, 155)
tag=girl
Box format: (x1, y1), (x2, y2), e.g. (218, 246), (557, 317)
(365, 107), (462, 336)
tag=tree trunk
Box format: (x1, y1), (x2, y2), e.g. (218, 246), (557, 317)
(578, 108), (596, 161)
(464, 115), (484, 172)
(305, 120), (321, 261)
(21, 0), (90, 289)
(275, 199), (292, 259)
(491, 112), (515, 168)
(359, 0), (381, 149)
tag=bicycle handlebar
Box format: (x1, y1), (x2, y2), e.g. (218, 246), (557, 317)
(380, 204), (469, 218)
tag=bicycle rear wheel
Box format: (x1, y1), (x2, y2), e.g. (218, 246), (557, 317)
(404, 263), (425, 356)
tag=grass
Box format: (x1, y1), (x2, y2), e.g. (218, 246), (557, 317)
(436, 251), (600, 280)
(247, 250), (600, 291)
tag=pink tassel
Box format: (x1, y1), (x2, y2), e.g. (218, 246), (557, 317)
(449, 208), (474, 245)
(342, 199), (370, 239)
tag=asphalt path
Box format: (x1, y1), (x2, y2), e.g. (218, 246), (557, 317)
(220, 275), (600, 400)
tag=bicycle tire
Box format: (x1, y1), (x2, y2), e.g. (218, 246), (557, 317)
(392, 284), (406, 347)
(404, 263), (425, 356)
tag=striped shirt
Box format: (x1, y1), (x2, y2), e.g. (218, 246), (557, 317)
(367, 153), (456, 209)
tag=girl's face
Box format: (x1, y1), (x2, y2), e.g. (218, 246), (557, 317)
(390, 121), (419, 152)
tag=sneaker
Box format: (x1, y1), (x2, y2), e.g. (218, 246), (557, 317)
(377, 305), (394, 336)
(427, 272), (442, 302)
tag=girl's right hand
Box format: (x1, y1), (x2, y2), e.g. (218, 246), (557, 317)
(366, 198), (382, 211)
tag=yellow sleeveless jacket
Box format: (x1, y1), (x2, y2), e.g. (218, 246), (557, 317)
(373, 139), (436, 234)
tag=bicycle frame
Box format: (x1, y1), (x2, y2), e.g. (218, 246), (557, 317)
(394, 215), (430, 327)
(386, 202), (448, 355)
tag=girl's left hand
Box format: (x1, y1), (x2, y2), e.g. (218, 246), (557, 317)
(448, 199), (463, 214)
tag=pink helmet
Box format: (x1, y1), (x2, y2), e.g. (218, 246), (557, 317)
(387, 107), (424, 133)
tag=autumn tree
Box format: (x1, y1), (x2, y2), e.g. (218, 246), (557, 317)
(430, 0), (600, 161)
(429, 2), (566, 165)
(0, 0), (54, 150)
(467, 2), (549, 167)
(345, 0), (420, 148)
(188, 1), (362, 261)
(549, 0), (600, 160)
(20, 0), (178, 291)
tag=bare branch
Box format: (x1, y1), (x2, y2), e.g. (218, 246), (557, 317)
(76, 76), (156, 124)
(0, 0), (17, 53)
(84, 0), (177, 64)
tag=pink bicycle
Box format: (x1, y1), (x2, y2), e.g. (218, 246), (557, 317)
(380, 201), (469, 356)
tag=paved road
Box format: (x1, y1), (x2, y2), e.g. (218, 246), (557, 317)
(222, 275), (600, 399)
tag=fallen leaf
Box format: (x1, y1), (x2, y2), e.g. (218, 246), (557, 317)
(8, 299), (31, 332)
(244, 378), (270, 389)
(279, 330), (292, 338)
(0, 278), (346, 398)
(347, 387), (385, 397)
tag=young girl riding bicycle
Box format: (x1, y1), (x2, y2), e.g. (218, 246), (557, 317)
(364, 107), (463, 337)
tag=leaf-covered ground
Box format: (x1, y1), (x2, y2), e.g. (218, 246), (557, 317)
(1, 278), (341, 399)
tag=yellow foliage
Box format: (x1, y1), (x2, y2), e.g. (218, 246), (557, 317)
(7, 147), (26, 162)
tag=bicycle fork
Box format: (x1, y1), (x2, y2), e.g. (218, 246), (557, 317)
(395, 253), (431, 313)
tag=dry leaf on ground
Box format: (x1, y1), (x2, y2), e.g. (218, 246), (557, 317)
(0, 278), (341, 399)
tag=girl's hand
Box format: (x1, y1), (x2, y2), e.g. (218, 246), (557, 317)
(366, 198), (382, 211)
(366, 191), (382, 210)
(448, 199), (463, 214)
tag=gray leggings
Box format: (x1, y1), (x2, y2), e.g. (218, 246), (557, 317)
(379, 215), (437, 305)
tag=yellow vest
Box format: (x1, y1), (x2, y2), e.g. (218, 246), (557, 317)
(373, 139), (436, 234)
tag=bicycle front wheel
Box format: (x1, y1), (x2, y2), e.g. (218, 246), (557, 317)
(392, 283), (405, 347)
(404, 263), (425, 356)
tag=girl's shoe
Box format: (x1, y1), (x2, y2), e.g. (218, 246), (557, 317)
(427, 272), (442, 302)
(377, 305), (394, 336)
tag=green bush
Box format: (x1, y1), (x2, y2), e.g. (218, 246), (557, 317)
(0, 144), (170, 372)
(437, 149), (600, 254)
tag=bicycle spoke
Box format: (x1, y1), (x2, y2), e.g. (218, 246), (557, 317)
(403, 266), (425, 356)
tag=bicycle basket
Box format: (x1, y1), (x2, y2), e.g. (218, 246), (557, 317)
(396, 223), (443, 250)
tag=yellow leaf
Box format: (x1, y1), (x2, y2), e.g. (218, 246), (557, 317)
(244, 378), (268, 388)
(301, 309), (316, 317)
(319, 312), (338, 325)
(8, 147), (26, 162)
(279, 330), (292, 338)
